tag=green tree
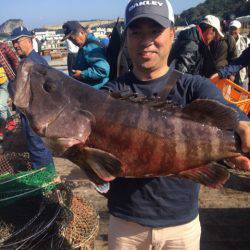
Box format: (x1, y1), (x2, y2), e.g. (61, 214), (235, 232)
(176, 0), (250, 26)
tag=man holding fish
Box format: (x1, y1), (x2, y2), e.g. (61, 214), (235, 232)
(102, 1), (250, 249)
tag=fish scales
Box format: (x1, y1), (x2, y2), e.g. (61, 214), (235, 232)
(11, 60), (244, 187)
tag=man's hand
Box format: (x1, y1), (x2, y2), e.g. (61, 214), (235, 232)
(72, 70), (82, 79)
(227, 156), (250, 171)
(227, 121), (250, 170)
(228, 75), (235, 82)
(236, 121), (250, 154)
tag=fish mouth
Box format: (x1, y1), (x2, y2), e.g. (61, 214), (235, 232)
(42, 137), (84, 157)
(54, 137), (84, 149)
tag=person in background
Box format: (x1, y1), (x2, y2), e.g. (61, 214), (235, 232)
(100, 32), (111, 48)
(100, 37), (110, 48)
(62, 21), (110, 89)
(31, 31), (39, 53)
(10, 26), (55, 171)
(211, 47), (250, 82)
(102, 1), (250, 249)
(168, 15), (224, 77)
(0, 40), (19, 139)
(65, 39), (79, 76)
(229, 20), (250, 89)
(85, 25), (93, 34)
(209, 31), (237, 80)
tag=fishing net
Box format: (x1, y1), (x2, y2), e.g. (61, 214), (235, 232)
(0, 182), (99, 250)
(0, 113), (58, 207)
(0, 165), (58, 208)
(0, 114), (99, 249)
(0, 112), (31, 176)
(0, 152), (32, 175)
(2, 113), (28, 154)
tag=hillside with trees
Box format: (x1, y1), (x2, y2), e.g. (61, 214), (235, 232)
(176, 0), (250, 25)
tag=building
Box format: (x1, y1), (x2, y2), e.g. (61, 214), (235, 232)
(34, 29), (65, 51)
(93, 27), (113, 38)
(237, 15), (250, 35)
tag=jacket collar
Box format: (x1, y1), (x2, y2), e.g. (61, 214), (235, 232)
(196, 25), (206, 44)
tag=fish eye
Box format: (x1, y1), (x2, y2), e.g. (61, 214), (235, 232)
(43, 81), (57, 93)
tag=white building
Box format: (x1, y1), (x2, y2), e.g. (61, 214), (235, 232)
(236, 15), (250, 34)
(35, 30), (57, 41)
(93, 27), (113, 38)
(34, 30), (65, 50)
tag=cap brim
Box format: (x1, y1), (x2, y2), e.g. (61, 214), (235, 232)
(216, 29), (224, 38)
(61, 32), (73, 41)
(126, 13), (172, 29)
(10, 34), (32, 41)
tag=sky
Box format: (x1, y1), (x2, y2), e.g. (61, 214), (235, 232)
(1, 0), (204, 29)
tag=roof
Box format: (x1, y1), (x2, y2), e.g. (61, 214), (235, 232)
(237, 15), (250, 23)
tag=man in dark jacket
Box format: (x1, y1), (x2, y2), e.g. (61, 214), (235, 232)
(211, 47), (250, 81)
(168, 15), (224, 77)
(209, 34), (237, 79)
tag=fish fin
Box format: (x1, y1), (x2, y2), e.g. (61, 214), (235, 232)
(111, 91), (177, 107)
(83, 167), (110, 194)
(83, 147), (122, 182)
(110, 90), (137, 99)
(94, 182), (110, 194)
(183, 99), (239, 130)
(178, 162), (230, 188)
(64, 145), (121, 182)
(83, 166), (110, 193)
(83, 166), (109, 185)
(111, 94), (238, 130)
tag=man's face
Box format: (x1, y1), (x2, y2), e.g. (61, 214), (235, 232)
(230, 27), (240, 39)
(203, 27), (218, 44)
(12, 37), (32, 57)
(126, 18), (174, 74)
(69, 30), (87, 47)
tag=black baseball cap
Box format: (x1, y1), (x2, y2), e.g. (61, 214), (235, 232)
(10, 26), (32, 41)
(61, 21), (84, 41)
(125, 0), (175, 29)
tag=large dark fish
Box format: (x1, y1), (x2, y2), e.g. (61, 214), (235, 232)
(11, 60), (244, 188)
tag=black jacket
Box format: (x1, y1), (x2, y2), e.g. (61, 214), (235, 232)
(219, 47), (250, 78)
(168, 26), (213, 77)
(210, 34), (237, 73)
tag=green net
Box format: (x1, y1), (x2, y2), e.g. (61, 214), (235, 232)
(0, 164), (59, 207)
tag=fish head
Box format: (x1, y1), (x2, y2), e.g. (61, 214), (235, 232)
(12, 59), (93, 155)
